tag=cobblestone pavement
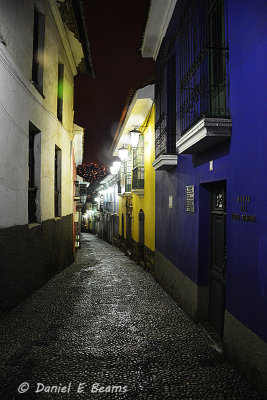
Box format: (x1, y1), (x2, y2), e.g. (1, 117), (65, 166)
(0, 234), (263, 400)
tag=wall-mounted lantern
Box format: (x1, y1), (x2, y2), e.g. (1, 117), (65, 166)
(130, 128), (140, 149)
(118, 146), (128, 161)
(110, 160), (121, 175)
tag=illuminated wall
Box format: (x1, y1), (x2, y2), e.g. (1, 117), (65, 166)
(0, 0), (87, 314)
(0, 0), (84, 228)
(131, 106), (155, 251)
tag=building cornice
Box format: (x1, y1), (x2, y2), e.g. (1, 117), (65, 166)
(112, 85), (154, 156)
(141, 0), (177, 60)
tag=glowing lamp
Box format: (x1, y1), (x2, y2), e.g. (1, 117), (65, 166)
(113, 161), (121, 172)
(110, 166), (116, 175)
(118, 146), (128, 161)
(130, 128), (140, 149)
(110, 161), (121, 175)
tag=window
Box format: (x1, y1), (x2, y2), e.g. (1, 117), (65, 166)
(155, 37), (170, 157)
(132, 136), (144, 190)
(153, 38), (178, 169)
(54, 146), (61, 217)
(166, 55), (176, 153)
(117, 163), (124, 194)
(57, 64), (64, 122)
(123, 153), (132, 193)
(32, 7), (45, 93)
(178, 0), (229, 136)
(28, 123), (41, 223)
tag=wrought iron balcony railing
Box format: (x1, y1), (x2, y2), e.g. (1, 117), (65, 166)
(132, 167), (144, 190)
(178, 0), (230, 135)
(155, 113), (176, 157)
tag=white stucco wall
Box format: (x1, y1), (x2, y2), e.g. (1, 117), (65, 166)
(0, 0), (84, 228)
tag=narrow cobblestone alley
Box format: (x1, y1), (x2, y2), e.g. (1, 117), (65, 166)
(0, 234), (263, 400)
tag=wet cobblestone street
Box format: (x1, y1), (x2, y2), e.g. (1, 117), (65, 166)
(0, 233), (263, 399)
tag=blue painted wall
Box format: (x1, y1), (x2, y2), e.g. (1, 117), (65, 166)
(155, 0), (267, 342)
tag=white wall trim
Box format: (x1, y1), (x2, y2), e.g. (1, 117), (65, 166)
(152, 154), (178, 170)
(141, 0), (177, 60)
(176, 118), (232, 154)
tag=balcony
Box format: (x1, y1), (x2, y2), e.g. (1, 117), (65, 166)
(74, 181), (80, 201)
(176, 117), (232, 154)
(153, 112), (178, 171)
(131, 167), (144, 197)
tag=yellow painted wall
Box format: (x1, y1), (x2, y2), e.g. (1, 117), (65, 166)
(118, 106), (155, 252)
(119, 196), (126, 237)
(131, 106), (155, 251)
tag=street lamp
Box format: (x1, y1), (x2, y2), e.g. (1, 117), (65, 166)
(130, 128), (140, 149)
(118, 146), (128, 161)
(110, 160), (121, 175)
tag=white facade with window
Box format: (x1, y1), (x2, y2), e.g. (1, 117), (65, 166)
(0, 0), (93, 314)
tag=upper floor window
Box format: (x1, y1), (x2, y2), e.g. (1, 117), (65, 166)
(28, 123), (41, 223)
(32, 7), (45, 94)
(123, 153), (132, 193)
(179, 0), (229, 135)
(57, 64), (64, 122)
(132, 136), (144, 190)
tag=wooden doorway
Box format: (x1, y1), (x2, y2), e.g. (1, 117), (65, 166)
(209, 181), (226, 336)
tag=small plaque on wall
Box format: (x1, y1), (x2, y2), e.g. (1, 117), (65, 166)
(186, 185), (194, 213)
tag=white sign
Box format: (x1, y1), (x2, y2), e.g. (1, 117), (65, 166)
(186, 185), (194, 213)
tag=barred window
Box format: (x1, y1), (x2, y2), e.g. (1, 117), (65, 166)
(179, 0), (230, 135)
(123, 153), (132, 193)
(132, 136), (144, 190)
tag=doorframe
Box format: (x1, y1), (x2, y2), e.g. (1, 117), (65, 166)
(208, 180), (226, 336)
(198, 179), (227, 336)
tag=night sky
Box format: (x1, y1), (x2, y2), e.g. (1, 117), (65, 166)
(74, 0), (155, 165)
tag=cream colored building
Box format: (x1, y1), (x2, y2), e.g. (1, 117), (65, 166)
(0, 0), (93, 314)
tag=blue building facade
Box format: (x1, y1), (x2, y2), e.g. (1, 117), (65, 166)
(142, 0), (267, 395)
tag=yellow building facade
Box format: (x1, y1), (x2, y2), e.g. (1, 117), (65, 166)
(112, 83), (155, 269)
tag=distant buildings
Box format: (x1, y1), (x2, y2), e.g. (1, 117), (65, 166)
(0, 0), (93, 314)
(140, 0), (267, 395)
(97, 83), (156, 269)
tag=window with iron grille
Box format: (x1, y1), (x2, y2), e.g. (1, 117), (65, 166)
(132, 136), (144, 190)
(155, 37), (173, 157)
(123, 153), (132, 193)
(178, 0), (230, 135)
(117, 163), (124, 194)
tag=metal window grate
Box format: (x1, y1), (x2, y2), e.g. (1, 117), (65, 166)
(132, 168), (144, 190)
(123, 155), (132, 193)
(179, 0), (230, 135)
(155, 112), (168, 157)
